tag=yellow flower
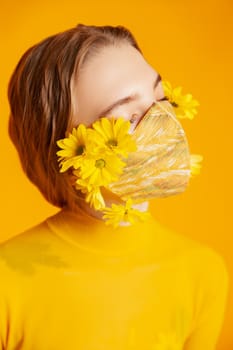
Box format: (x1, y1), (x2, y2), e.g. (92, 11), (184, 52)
(56, 124), (90, 172)
(91, 117), (137, 157)
(162, 80), (200, 120)
(102, 198), (150, 228)
(74, 173), (106, 210)
(75, 179), (105, 210)
(78, 152), (126, 188)
(190, 154), (203, 176)
(85, 187), (106, 210)
(75, 183), (105, 211)
(73, 172), (92, 193)
(151, 331), (182, 350)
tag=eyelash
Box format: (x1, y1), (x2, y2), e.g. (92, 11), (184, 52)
(158, 96), (169, 101)
(129, 96), (169, 123)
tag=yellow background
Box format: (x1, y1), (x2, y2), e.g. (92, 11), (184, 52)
(0, 0), (232, 348)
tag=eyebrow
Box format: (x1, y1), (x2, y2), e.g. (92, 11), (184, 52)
(96, 73), (162, 119)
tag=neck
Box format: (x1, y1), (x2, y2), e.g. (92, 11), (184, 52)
(71, 189), (149, 225)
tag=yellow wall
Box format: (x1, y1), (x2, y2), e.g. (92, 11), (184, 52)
(0, 0), (232, 348)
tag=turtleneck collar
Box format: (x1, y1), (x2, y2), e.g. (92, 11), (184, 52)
(45, 207), (157, 257)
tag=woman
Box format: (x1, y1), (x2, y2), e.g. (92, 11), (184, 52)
(0, 24), (229, 349)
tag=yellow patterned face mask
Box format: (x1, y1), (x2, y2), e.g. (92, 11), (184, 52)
(108, 99), (191, 203)
(57, 80), (201, 227)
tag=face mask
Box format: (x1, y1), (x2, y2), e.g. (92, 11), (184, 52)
(108, 99), (191, 203)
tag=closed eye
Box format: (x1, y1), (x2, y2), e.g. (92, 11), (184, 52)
(158, 96), (169, 101)
(130, 96), (169, 124)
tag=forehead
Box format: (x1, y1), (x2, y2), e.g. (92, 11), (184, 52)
(74, 44), (157, 103)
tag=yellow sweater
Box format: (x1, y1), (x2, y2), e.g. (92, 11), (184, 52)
(0, 208), (229, 350)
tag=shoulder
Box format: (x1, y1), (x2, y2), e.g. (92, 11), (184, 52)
(0, 217), (58, 272)
(193, 244), (229, 295)
(153, 219), (229, 285)
(169, 226), (229, 295)
(0, 213), (69, 279)
(149, 218), (204, 261)
(0, 219), (53, 249)
(164, 225), (230, 308)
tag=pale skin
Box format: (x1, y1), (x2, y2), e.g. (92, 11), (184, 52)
(70, 43), (166, 222)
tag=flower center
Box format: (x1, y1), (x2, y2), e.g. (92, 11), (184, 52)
(107, 139), (118, 147)
(76, 145), (85, 155)
(171, 101), (179, 108)
(95, 159), (106, 169)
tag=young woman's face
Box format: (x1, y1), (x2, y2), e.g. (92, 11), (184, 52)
(72, 43), (165, 128)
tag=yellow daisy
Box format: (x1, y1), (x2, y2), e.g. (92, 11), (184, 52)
(75, 176), (105, 210)
(162, 80), (200, 120)
(91, 117), (137, 157)
(151, 331), (182, 350)
(78, 152), (126, 188)
(102, 198), (150, 228)
(85, 187), (106, 210)
(190, 154), (203, 176)
(56, 124), (90, 172)
(73, 172), (93, 193)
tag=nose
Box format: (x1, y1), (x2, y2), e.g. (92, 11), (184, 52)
(127, 80), (160, 133)
(129, 99), (156, 131)
(128, 105), (153, 134)
(135, 88), (157, 120)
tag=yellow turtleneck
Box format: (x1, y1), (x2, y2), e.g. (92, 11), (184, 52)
(0, 208), (229, 350)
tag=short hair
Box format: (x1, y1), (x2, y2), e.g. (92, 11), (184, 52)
(8, 24), (141, 210)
